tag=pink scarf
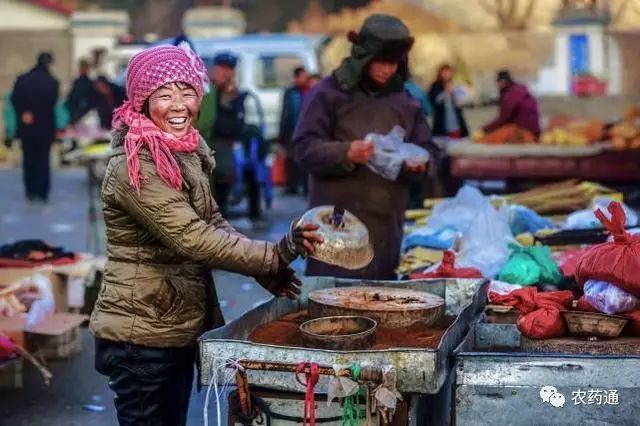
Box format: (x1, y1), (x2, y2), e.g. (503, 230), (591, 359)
(113, 100), (200, 194)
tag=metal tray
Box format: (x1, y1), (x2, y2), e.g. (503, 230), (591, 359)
(198, 277), (487, 394)
(453, 320), (640, 425)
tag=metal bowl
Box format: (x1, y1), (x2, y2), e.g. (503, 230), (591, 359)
(562, 311), (628, 340)
(297, 206), (373, 270)
(299, 316), (377, 351)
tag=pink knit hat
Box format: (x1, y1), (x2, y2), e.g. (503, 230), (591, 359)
(125, 43), (209, 112)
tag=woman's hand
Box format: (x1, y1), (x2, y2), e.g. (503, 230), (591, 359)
(276, 221), (324, 264)
(255, 265), (303, 300)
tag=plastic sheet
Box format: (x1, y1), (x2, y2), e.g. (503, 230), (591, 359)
(364, 126), (430, 181)
(402, 226), (458, 251)
(25, 273), (55, 330)
(584, 280), (638, 315)
(564, 198), (638, 230)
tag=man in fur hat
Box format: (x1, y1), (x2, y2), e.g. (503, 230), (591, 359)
(293, 14), (440, 279)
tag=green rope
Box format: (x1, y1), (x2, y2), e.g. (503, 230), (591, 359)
(341, 363), (365, 426)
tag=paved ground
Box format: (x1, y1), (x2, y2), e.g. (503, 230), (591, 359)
(0, 166), (308, 425)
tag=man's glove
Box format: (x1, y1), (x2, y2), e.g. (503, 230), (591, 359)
(276, 219), (323, 264)
(255, 264), (303, 300)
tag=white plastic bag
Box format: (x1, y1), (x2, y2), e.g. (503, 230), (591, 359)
(427, 185), (487, 234)
(564, 198), (638, 230)
(455, 192), (513, 278)
(25, 273), (55, 330)
(584, 280), (638, 315)
(364, 126), (430, 181)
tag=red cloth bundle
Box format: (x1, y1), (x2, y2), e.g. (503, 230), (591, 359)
(575, 202), (640, 297)
(410, 250), (483, 279)
(489, 286), (574, 339)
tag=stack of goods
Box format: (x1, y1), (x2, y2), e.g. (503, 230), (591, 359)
(472, 124), (535, 144)
(540, 118), (605, 146)
(574, 202), (640, 335)
(504, 180), (620, 214)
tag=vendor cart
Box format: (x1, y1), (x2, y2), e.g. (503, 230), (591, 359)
(198, 277), (487, 425)
(453, 315), (640, 425)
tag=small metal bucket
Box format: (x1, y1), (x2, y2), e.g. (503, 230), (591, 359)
(299, 316), (377, 351)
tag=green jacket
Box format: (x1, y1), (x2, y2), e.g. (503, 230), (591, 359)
(89, 128), (280, 347)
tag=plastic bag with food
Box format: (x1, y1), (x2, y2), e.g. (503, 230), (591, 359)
(364, 126), (430, 181)
(583, 280), (638, 315)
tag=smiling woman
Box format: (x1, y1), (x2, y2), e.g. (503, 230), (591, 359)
(145, 82), (200, 138)
(88, 43), (322, 426)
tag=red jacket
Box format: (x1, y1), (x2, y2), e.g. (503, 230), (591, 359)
(483, 83), (540, 137)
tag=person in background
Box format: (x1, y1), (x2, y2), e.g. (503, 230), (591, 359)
(66, 59), (94, 125)
(279, 66), (309, 196)
(90, 44), (322, 426)
(482, 69), (541, 137)
(68, 75), (126, 131)
(427, 64), (468, 139)
(11, 52), (59, 203)
(307, 73), (322, 89)
(404, 79), (432, 209)
(294, 14), (439, 280)
(197, 52), (242, 216)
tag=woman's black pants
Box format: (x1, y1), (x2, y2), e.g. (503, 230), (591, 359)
(95, 338), (196, 426)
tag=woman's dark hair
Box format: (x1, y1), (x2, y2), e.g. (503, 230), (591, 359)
(141, 81), (194, 119)
(436, 64), (454, 83)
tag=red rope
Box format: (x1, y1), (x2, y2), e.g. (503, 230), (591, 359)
(296, 362), (320, 426)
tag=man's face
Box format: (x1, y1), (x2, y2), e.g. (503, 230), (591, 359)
(294, 71), (308, 88)
(497, 79), (508, 91)
(210, 64), (235, 89)
(367, 60), (399, 86)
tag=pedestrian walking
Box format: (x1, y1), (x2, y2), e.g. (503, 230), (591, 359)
(279, 66), (309, 196)
(294, 14), (440, 280)
(89, 44), (321, 426)
(11, 52), (59, 203)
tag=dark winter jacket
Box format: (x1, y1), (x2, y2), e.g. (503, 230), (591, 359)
(278, 86), (305, 147)
(11, 64), (59, 141)
(483, 82), (541, 137)
(293, 76), (438, 279)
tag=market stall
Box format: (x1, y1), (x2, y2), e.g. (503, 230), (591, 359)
(198, 276), (487, 426)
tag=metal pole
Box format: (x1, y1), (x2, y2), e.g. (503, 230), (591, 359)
(231, 359), (384, 382)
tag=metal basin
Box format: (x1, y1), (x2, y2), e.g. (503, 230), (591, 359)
(296, 206), (373, 270)
(562, 311), (628, 340)
(299, 316), (377, 351)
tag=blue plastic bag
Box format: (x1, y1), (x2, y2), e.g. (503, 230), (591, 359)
(403, 226), (458, 250)
(510, 205), (555, 235)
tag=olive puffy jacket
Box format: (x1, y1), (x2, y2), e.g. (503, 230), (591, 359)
(89, 128), (280, 347)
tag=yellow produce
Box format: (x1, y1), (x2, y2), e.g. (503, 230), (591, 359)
(611, 123), (638, 139)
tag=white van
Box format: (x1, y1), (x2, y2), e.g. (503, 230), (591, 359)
(106, 34), (328, 141)
(192, 34), (327, 140)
